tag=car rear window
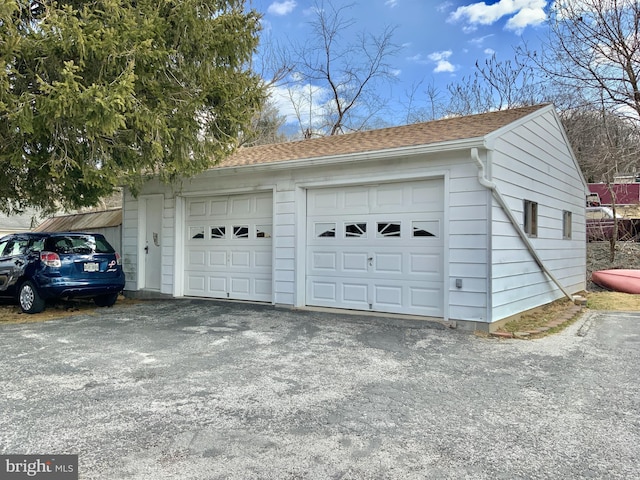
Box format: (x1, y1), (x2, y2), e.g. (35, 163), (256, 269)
(45, 235), (115, 254)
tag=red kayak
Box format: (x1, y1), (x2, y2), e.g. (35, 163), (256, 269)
(591, 269), (640, 294)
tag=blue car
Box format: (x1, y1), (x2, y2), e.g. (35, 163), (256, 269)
(0, 232), (126, 313)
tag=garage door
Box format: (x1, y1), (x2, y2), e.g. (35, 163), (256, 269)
(306, 180), (444, 316)
(184, 192), (272, 301)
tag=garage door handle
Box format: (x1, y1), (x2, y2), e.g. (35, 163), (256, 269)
(368, 256), (373, 266)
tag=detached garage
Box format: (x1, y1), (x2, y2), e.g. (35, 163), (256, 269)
(122, 104), (587, 331)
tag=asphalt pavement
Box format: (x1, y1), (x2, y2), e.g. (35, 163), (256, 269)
(0, 299), (639, 479)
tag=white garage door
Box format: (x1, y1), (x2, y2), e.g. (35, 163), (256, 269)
(184, 192), (272, 301)
(306, 180), (444, 316)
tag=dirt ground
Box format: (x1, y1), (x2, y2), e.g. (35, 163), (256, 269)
(587, 241), (640, 289)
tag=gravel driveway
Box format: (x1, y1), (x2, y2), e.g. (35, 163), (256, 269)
(1, 299), (639, 479)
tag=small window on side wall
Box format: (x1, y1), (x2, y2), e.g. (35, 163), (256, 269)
(523, 200), (538, 237)
(562, 211), (572, 239)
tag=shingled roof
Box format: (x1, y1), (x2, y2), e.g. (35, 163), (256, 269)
(217, 104), (549, 169)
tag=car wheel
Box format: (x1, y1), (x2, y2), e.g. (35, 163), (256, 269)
(19, 281), (45, 314)
(94, 293), (119, 307)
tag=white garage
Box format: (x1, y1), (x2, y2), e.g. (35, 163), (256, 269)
(183, 192), (273, 302)
(306, 180), (444, 316)
(123, 105), (588, 331)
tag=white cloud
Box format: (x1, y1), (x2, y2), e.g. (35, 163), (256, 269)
(407, 53), (427, 64)
(506, 6), (547, 32)
(469, 34), (495, 46)
(385, 0), (399, 7)
(484, 48), (496, 55)
(428, 50), (457, 73)
(437, 1), (454, 13)
(268, 0), (297, 16)
(269, 82), (329, 126)
(449, 0), (547, 31)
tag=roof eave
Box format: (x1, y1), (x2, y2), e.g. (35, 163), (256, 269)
(215, 136), (488, 174)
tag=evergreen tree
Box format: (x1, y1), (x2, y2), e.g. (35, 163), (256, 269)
(0, 0), (264, 213)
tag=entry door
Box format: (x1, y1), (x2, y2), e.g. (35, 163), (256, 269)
(306, 180), (444, 317)
(142, 196), (162, 291)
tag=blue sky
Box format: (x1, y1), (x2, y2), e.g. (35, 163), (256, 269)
(250, 0), (551, 128)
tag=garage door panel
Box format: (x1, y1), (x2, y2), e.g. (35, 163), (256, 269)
(230, 251), (250, 268)
(230, 277), (250, 295)
(374, 253), (403, 273)
(208, 276), (227, 296)
(187, 275), (206, 292)
(342, 283), (369, 304)
(210, 199), (228, 215)
(184, 193), (273, 302)
(374, 285), (403, 307)
(189, 201), (207, 216)
(188, 250), (207, 267)
(306, 180), (444, 317)
(255, 251), (272, 268)
(343, 252), (368, 272)
(208, 251), (226, 267)
(410, 286), (443, 315)
(311, 281), (337, 301)
(409, 253), (441, 275)
(344, 189), (369, 211)
(312, 252), (337, 271)
(255, 279), (272, 296)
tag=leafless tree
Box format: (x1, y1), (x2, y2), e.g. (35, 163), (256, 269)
(287, 0), (400, 136)
(524, 0), (640, 122)
(562, 106), (640, 260)
(403, 80), (448, 123)
(445, 53), (549, 116)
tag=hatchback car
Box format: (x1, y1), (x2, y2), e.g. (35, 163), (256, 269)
(0, 232), (126, 313)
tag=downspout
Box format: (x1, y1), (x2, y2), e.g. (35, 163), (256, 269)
(471, 148), (573, 301)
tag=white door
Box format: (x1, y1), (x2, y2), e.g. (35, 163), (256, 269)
(143, 196), (163, 291)
(183, 192), (272, 302)
(306, 180), (444, 316)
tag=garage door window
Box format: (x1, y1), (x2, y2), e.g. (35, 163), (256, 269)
(190, 226), (204, 239)
(412, 221), (437, 237)
(233, 226), (249, 238)
(377, 222), (401, 237)
(315, 223), (336, 238)
(256, 225), (272, 238)
(210, 226), (226, 239)
(345, 223), (367, 238)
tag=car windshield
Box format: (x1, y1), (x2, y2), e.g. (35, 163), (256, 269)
(44, 235), (115, 254)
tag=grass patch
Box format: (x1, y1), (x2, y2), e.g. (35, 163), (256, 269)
(501, 298), (578, 333)
(498, 291), (640, 338)
(586, 291), (640, 311)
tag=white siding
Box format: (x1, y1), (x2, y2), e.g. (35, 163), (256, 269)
(121, 192), (139, 291)
(274, 188), (295, 305)
(488, 109), (586, 321)
(447, 165), (490, 323)
(161, 196), (175, 295)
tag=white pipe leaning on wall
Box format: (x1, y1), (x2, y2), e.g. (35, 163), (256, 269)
(471, 147), (574, 301)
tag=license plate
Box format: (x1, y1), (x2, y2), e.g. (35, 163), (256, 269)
(83, 262), (100, 272)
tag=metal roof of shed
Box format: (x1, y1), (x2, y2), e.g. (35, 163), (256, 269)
(34, 209), (122, 232)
